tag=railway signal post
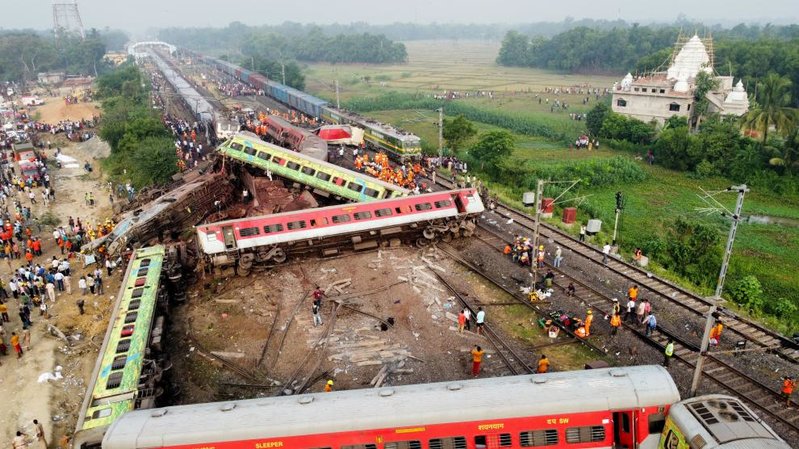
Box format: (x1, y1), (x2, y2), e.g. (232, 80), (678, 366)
(690, 184), (748, 397)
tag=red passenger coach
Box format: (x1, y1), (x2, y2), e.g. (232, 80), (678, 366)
(196, 188), (483, 270)
(101, 366), (680, 449)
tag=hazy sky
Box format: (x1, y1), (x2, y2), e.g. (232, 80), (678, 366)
(2, 0), (797, 32)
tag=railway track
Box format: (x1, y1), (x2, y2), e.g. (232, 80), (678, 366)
(435, 175), (799, 365)
(470, 223), (799, 439)
(434, 272), (533, 376)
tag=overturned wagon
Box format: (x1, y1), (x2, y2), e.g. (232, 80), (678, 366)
(196, 188), (484, 275)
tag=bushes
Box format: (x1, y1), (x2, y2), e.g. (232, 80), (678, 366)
(599, 112), (655, 145)
(487, 155), (647, 189)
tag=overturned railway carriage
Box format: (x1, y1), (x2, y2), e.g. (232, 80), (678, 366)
(102, 366), (679, 449)
(196, 188), (483, 272)
(659, 395), (790, 449)
(262, 114), (328, 161)
(218, 132), (409, 202)
(73, 246), (169, 449)
(196, 53), (422, 160)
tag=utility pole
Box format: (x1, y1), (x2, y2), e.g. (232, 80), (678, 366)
(690, 184), (748, 397)
(437, 108), (444, 159)
(281, 63), (286, 85)
(612, 191), (623, 245)
(335, 79), (340, 109)
(531, 179), (545, 285)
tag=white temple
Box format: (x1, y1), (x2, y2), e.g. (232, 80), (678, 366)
(611, 35), (749, 126)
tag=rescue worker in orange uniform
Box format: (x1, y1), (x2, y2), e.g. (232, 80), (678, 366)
(610, 312), (621, 336)
(709, 320), (723, 347)
(536, 354), (550, 373)
(782, 376), (796, 405)
(583, 310), (593, 336)
(324, 379), (334, 392)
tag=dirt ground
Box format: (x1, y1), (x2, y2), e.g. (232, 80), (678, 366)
(173, 246), (520, 403)
(0, 136), (116, 447)
(31, 95), (99, 124)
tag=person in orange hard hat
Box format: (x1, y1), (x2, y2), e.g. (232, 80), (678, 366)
(324, 379), (334, 392)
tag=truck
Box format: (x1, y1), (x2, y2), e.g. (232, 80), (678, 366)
(21, 96), (44, 106)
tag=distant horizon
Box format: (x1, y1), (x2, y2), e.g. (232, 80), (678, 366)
(1, 17), (797, 37)
(0, 0), (796, 34)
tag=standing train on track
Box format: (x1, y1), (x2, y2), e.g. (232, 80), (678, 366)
(196, 187), (483, 273)
(93, 365), (792, 449)
(218, 131), (409, 202)
(196, 53), (422, 160)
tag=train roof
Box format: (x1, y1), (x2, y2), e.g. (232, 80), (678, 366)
(149, 51), (215, 123)
(223, 131), (410, 193)
(103, 366), (679, 448)
(666, 395), (790, 448)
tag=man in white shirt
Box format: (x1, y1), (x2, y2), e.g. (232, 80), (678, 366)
(602, 244), (611, 265)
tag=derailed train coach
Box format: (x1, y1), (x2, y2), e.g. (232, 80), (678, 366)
(197, 53), (422, 160)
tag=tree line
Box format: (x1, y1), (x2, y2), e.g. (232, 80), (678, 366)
(160, 25), (407, 64)
(97, 64), (178, 187)
(0, 28), (128, 82)
(496, 24), (799, 105)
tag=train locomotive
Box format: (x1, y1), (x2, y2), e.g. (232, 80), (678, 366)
(196, 53), (422, 160)
(196, 187), (483, 273)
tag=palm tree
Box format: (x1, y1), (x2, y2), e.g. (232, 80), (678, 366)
(741, 74), (797, 144)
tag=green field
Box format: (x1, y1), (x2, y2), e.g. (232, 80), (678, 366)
(304, 40), (799, 332)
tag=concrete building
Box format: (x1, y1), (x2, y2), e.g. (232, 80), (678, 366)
(612, 35), (749, 126)
(37, 72), (65, 85)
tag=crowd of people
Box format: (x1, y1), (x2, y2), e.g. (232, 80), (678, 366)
(354, 152), (429, 191)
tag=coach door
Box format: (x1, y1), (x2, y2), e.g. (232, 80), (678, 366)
(222, 226), (236, 250)
(613, 411), (635, 449)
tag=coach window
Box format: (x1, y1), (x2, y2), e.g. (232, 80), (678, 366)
(332, 177), (346, 186)
(341, 445), (377, 449)
(263, 224), (284, 234)
(230, 142), (243, 151)
(301, 166), (316, 176)
(257, 152), (271, 161)
(564, 426), (604, 444)
(428, 436), (467, 449)
(474, 433), (512, 449)
(111, 355), (127, 370)
(244, 146), (256, 156)
(106, 372), (124, 389)
(385, 441), (422, 449)
(363, 187), (380, 198)
(239, 227), (260, 237)
(414, 203), (433, 211)
(434, 200), (452, 208)
(309, 218), (328, 227)
(316, 172), (332, 182)
(375, 208), (393, 217)
(116, 339), (131, 354)
(287, 220), (307, 230)
(520, 430), (558, 447)
(332, 214), (351, 224)
(273, 157), (286, 166)
(354, 211), (372, 220)
(286, 161), (301, 171)
(348, 182), (364, 193)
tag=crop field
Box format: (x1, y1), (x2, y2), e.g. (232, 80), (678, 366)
(304, 40), (619, 101)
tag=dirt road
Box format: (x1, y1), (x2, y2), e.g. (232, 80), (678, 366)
(0, 138), (116, 447)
